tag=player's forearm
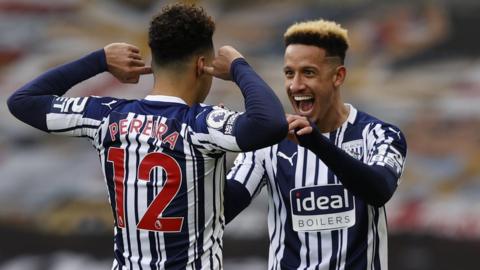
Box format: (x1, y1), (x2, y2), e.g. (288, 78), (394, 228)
(7, 49), (107, 131)
(224, 180), (253, 224)
(230, 59), (288, 151)
(297, 128), (397, 207)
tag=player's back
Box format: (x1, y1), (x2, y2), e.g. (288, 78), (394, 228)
(7, 46), (289, 270)
(86, 95), (237, 269)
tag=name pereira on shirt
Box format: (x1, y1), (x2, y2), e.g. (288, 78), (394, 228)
(108, 118), (179, 150)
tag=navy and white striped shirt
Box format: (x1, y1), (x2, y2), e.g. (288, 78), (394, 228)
(48, 95), (250, 269)
(7, 49), (287, 270)
(227, 105), (407, 270)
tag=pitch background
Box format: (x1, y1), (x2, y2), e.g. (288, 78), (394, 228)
(1, 0), (480, 269)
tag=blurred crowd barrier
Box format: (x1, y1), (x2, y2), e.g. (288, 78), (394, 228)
(1, 0), (480, 269)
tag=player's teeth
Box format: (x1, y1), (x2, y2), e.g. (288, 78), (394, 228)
(294, 96), (313, 101)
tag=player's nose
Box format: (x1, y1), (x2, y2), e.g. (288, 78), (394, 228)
(288, 74), (306, 92)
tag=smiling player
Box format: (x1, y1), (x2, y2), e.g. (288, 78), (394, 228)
(225, 19), (407, 270)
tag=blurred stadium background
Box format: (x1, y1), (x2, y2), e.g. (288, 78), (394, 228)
(1, 0), (480, 269)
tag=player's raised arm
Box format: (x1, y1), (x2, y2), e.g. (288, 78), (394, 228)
(289, 115), (407, 207)
(203, 46), (288, 151)
(7, 43), (150, 131)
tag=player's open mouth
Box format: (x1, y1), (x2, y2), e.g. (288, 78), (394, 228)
(293, 95), (314, 114)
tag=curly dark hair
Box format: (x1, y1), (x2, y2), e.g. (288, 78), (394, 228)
(148, 4), (215, 67)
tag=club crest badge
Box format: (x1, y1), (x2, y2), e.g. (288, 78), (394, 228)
(342, 139), (364, 160)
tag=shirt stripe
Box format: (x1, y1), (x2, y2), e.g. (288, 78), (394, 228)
(229, 105), (407, 270)
(45, 96), (244, 269)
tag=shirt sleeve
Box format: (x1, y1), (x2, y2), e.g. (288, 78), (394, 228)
(7, 49), (108, 133)
(365, 122), (407, 179)
(188, 59), (287, 153)
(46, 96), (119, 140)
(228, 150), (268, 196)
(186, 58), (288, 153)
(186, 105), (244, 153)
(224, 150), (267, 223)
(228, 59), (287, 152)
(297, 122), (407, 207)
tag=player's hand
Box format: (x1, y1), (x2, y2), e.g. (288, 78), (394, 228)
(104, 43), (152, 84)
(286, 114), (313, 143)
(203, 46), (244, 81)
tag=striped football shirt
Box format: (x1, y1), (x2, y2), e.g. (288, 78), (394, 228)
(227, 104), (407, 270)
(46, 94), (245, 270)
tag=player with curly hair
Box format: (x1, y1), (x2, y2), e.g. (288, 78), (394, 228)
(7, 4), (287, 269)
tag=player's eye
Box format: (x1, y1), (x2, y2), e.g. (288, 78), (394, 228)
(303, 69), (315, 77)
(284, 70), (294, 78)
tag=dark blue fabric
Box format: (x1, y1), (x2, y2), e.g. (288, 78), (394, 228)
(7, 53), (287, 151)
(7, 49), (107, 131)
(224, 180), (252, 224)
(297, 126), (397, 207)
(230, 58), (287, 151)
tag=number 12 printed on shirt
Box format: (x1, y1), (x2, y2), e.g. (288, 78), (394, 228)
(107, 147), (184, 232)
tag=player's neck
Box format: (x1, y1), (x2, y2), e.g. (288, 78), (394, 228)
(315, 100), (349, 133)
(150, 71), (197, 106)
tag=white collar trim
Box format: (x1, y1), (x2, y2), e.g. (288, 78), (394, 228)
(144, 95), (187, 105)
(321, 104), (357, 136)
(345, 103), (357, 124)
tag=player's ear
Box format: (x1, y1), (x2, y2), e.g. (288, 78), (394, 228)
(332, 66), (346, 88)
(196, 56), (206, 77)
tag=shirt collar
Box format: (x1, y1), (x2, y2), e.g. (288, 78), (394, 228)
(144, 95), (188, 105)
(323, 104), (357, 135)
(345, 103), (357, 124)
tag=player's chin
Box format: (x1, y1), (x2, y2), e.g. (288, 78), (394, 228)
(298, 111), (317, 126)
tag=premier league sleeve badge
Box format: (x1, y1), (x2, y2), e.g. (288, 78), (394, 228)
(206, 109), (230, 130)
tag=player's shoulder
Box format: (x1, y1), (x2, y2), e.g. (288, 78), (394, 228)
(195, 103), (237, 117)
(50, 95), (124, 113)
(190, 104), (241, 132)
(355, 108), (407, 151)
(51, 95), (132, 121)
(87, 96), (132, 116)
(192, 103), (215, 116)
(354, 107), (402, 132)
(354, 107), (382, 125)
(88, 95), (129, 107)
